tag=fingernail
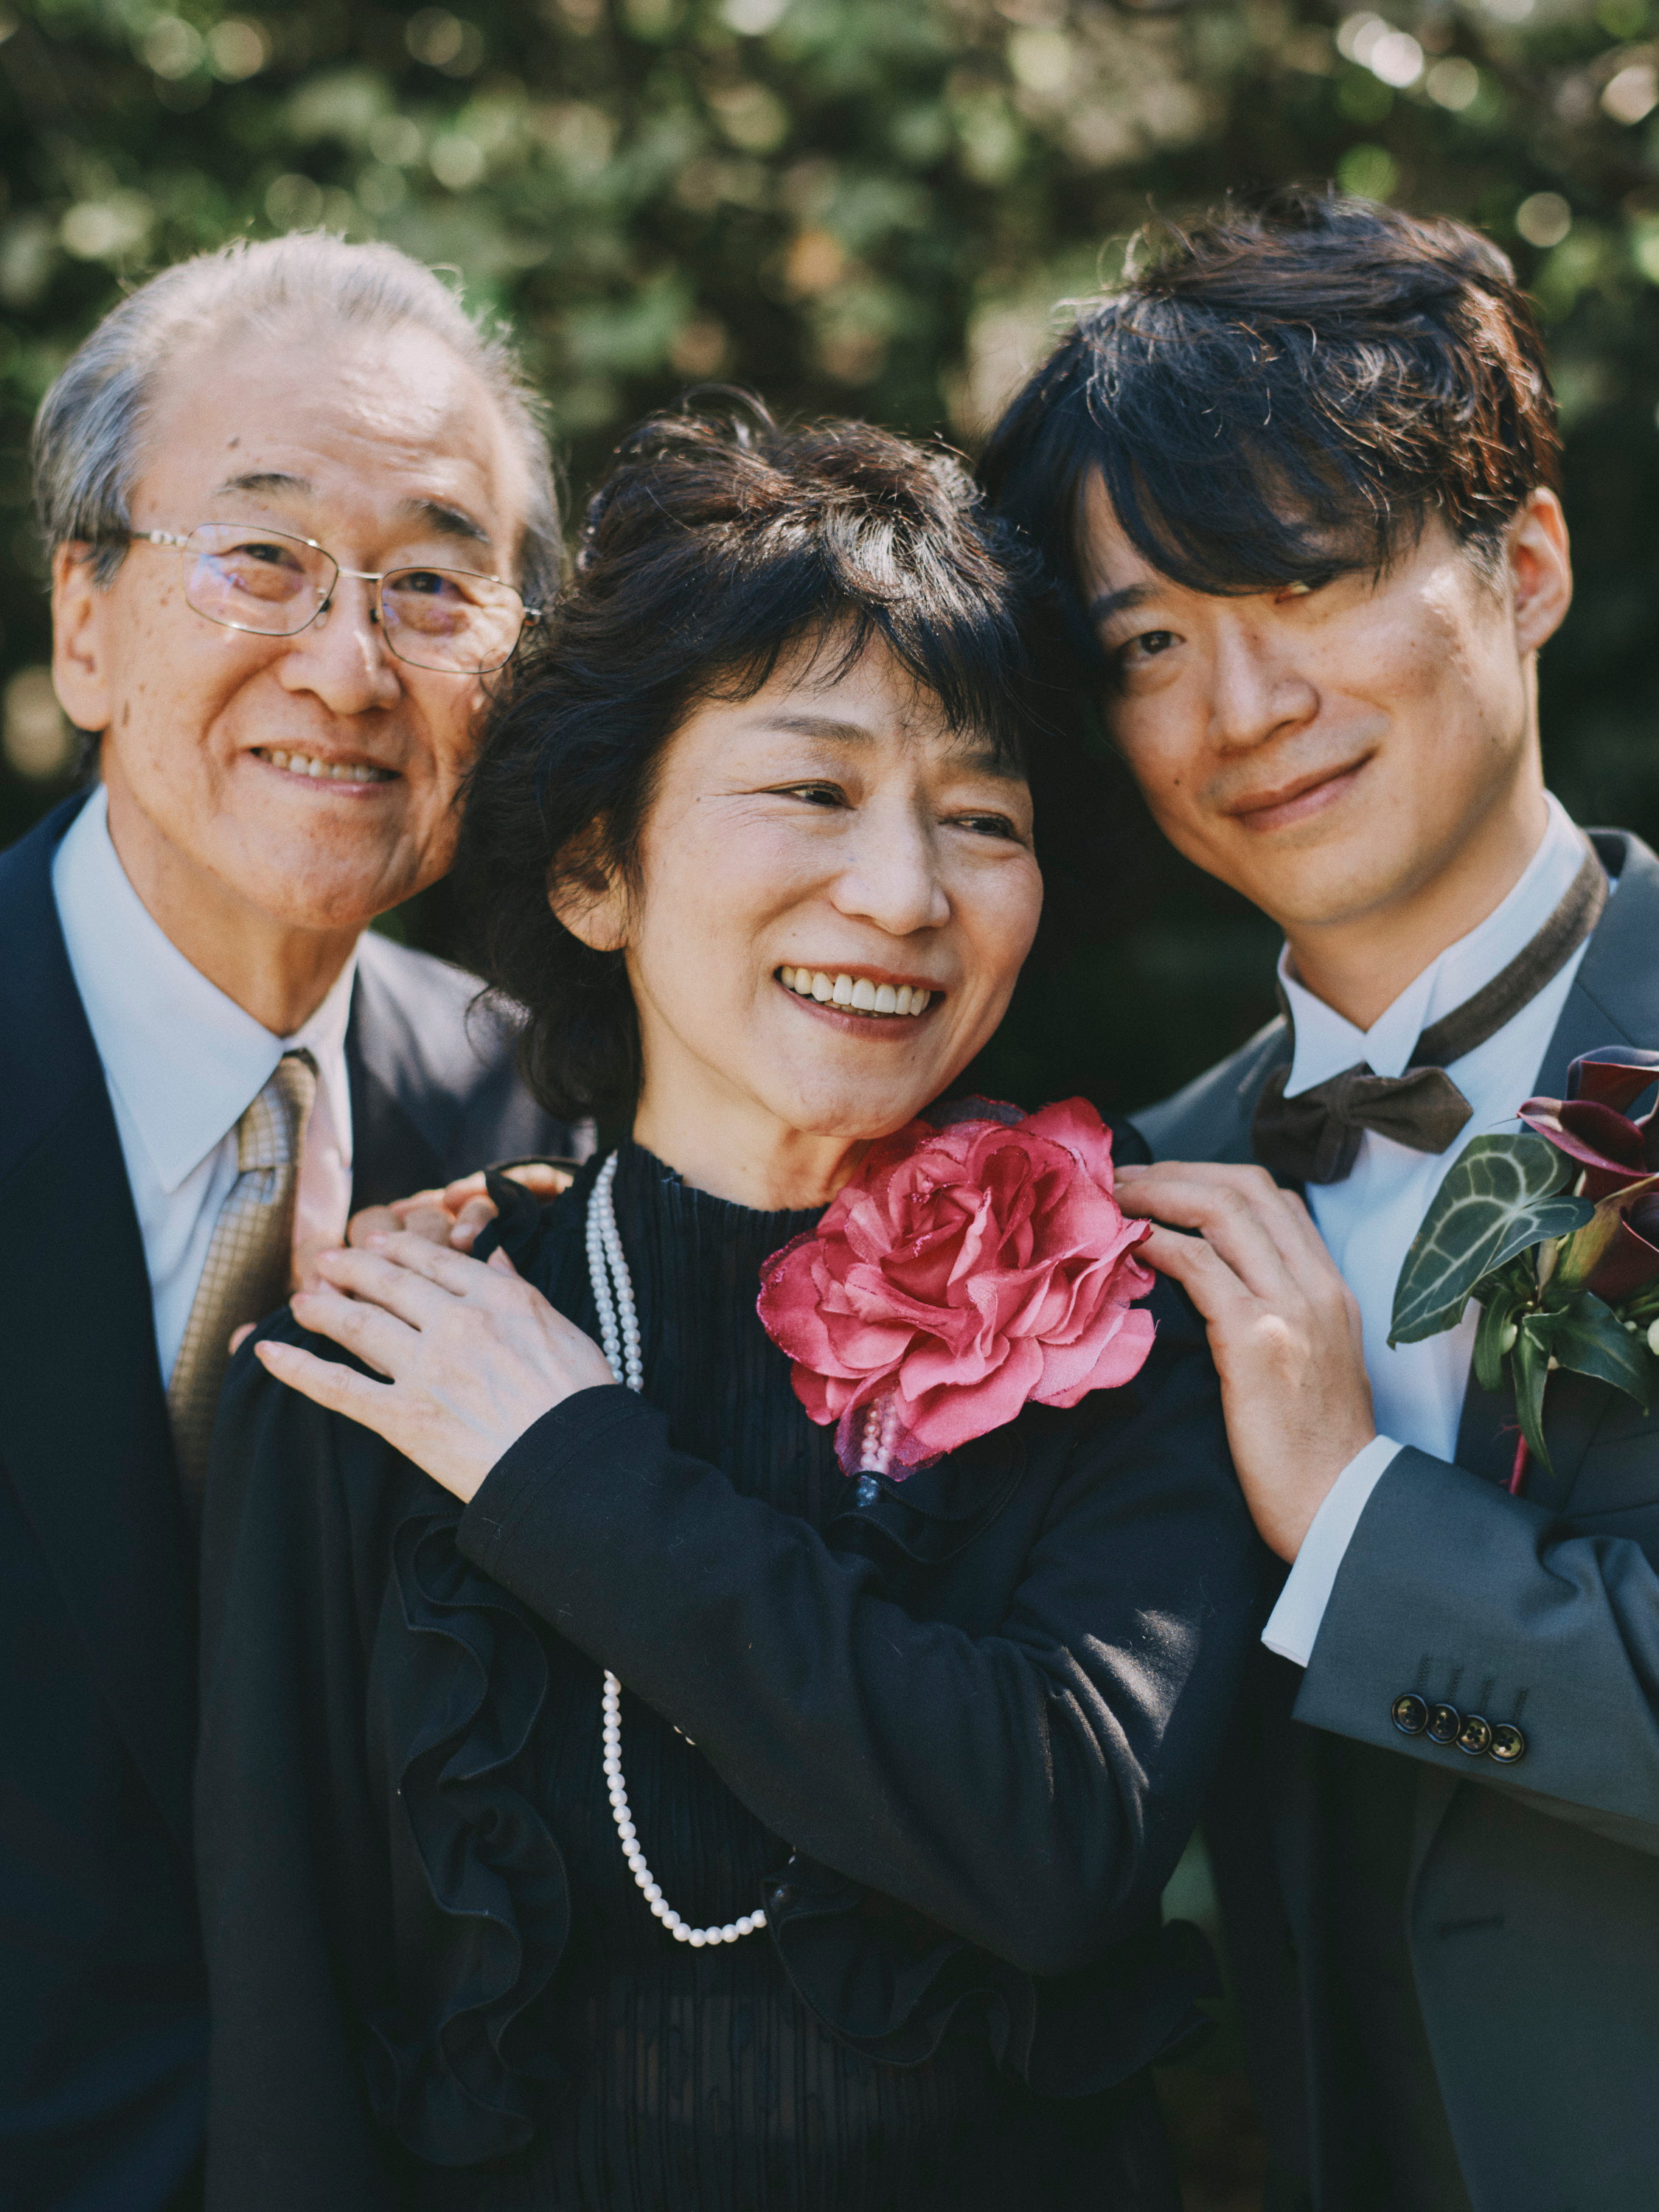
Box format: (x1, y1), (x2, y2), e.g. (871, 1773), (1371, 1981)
(365, 1234), (389, 1249)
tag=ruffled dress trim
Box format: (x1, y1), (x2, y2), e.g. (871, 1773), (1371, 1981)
(361, 1150), (1220, 2165)
(361, 1513), (571, 2165)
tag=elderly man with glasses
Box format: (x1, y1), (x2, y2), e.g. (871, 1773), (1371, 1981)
(0, 234), (584, 2212)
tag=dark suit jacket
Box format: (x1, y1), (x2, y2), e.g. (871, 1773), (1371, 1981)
(1133, 828), (1659, 2212)
(0, 793), (582, 2212)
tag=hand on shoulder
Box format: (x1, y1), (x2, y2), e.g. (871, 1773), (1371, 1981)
(255, 1228), (614, 1504)
(1116, 1159), (1377, 1562)
(347, 1159), (574, 1257)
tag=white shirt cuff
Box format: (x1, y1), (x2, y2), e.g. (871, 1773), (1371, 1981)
(1261, 1435), (1405, 1668)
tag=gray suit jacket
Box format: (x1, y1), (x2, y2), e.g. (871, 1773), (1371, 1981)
(1133, 827), (1659, 2212)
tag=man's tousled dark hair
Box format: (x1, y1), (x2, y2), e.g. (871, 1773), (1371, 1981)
(460, 397), (1055, 1124)
(980, 187), (1562, 630)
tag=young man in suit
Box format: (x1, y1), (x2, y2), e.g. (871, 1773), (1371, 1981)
(984, 192), (1659, 2212)
(1, 235), (583, 2212)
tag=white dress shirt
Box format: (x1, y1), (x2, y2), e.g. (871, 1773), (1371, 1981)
(52, 785), (358, 1386)
(1262, 794), (1605, 1665)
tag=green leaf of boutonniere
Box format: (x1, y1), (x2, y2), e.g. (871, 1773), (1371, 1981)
(1470, 1260), (1534, 1394)
(1391, 1135), (1596, 1347)
(1509, 1289), (1658, 1475)
(1526, 1291), (1654, 1407)
(1510, 1316), (1553, 1474)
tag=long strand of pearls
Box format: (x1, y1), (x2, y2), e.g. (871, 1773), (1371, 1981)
(586, 1151), (765, 1947)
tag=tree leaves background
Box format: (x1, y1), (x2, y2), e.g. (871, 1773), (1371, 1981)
(4, 0), (1659, 1120)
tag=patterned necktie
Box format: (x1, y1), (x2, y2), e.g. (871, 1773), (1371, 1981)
(1252, 839), (1608, 1186)
(167, 1048), (317, 1503)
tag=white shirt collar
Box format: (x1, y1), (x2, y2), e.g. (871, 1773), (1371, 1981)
(52, 785), (358, 1194)
(1281, 793), (1591, 1097)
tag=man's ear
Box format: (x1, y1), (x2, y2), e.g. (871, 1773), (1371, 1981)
(1508, 488), (1573, 659)
(51, 543), (114, 734)
(548, 833), (629, 953)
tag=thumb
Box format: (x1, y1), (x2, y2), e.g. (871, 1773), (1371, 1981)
(487, 1247), (521, 1276)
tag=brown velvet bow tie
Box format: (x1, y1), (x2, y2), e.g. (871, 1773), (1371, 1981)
(1252, 840), (1609, 1187)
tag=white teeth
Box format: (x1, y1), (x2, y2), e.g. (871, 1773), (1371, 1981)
(783, 970), (935, 1016)
(260, 747), (391, 784)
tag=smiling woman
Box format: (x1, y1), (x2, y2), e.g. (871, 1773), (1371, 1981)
(195, 400), (1264, 2212)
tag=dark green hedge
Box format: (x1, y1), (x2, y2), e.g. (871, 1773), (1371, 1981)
(5, 0), (1658, 1109)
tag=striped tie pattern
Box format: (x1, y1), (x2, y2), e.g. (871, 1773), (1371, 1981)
(166, 1047), (317, 1504)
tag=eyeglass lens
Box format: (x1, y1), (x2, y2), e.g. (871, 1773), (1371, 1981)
(178, 524), (525, 672)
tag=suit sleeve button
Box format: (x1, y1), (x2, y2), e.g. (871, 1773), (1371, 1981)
(1487, 1722), (1527, 1764)
(1455, 1713), (1492, 1757)
(1425, 1702), (1461, 1745)
(1391, 1694), (1428, 1736)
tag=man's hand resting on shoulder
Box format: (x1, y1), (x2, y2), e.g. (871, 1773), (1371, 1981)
(1116, 1159), (1377, 1563)
(229, 1162), (576, 1357)
(347, 1159), (574, 1258)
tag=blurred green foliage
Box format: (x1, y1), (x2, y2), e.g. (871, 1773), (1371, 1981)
(3, 0), (1659, 1115)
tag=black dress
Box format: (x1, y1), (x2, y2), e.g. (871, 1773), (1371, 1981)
(198, 1138), (1265, 2211)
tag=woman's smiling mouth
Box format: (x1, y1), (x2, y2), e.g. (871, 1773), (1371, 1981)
(778, 966), (936, 1018)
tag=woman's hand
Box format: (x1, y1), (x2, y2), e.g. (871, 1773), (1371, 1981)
(254, 1232), (616, 1503)
(1115, 1160), (1375, 1562)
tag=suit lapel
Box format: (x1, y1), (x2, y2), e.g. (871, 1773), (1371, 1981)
(1416, 831), (1659, 1871)
(0, 799), (195, 1851)
(1450, 830), (1659, 1486)
(344, 959), (451, 1211)
(1237, 1020), (1293, 1169)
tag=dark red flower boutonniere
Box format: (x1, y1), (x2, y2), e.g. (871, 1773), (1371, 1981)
(757, 1099), (1157, 1480)
(1391, 1049), (1659, 1491)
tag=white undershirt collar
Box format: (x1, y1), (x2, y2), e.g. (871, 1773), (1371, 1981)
(52, 785), (357, 1193)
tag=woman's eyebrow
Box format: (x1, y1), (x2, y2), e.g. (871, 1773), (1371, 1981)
(753, 714), (1018, 779)
(760, 713), (878, 743)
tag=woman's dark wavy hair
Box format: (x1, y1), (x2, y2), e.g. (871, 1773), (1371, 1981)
(460, 396), (1061, 1124)
(980, 187), (1562, 652)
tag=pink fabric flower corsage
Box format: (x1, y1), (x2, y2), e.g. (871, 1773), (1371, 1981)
(757, 1098), (1157, 1478)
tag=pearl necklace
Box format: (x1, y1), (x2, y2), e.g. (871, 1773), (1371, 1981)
(585, 1150), (766, 1947)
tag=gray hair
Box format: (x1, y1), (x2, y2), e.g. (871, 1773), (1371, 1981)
(32, 232), (560, 610)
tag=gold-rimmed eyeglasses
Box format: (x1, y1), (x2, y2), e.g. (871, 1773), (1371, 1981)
(128, 523), (540, 675)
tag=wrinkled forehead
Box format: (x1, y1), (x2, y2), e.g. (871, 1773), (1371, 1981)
(136, 318), (530, 554)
